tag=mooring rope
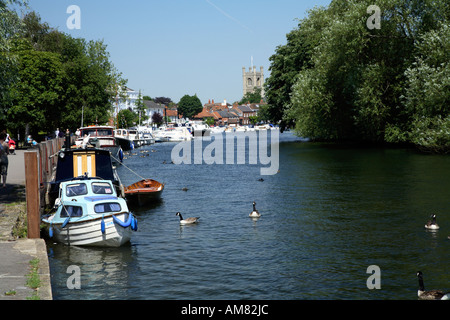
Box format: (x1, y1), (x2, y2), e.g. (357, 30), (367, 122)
(110, 154), (147, 181)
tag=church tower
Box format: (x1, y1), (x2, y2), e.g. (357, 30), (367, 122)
(242, 66), (264, 97)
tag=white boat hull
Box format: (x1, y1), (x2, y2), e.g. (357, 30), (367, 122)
(49, 213), (132, 247)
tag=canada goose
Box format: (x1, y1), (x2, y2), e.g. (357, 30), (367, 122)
(181, 187), (188, 192)
(417, 271), (450, 300)
(249, 201), (261, 218)
(425, 214), (440, 230)
(176, 212), (199, 225)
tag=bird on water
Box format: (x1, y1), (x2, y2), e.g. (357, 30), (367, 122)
(176, 212), (200, 225)
(417, 271), (450, 300)
(425, 214), (439, 230)
(249, 201), (261, 218)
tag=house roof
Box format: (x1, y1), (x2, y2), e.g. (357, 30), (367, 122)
(237, 105), (254, 112)
(216, 110), (238, 118)
(193, 108), (220, 119)
(144, 100), (165, 109)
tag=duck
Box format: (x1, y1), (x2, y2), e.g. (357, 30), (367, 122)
(417, 271), (450, 300)
(249, 201), (261, 218)
(176, 212), (199, 225)
(425, 214), (439, 230)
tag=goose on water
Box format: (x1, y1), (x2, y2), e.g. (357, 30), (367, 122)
(176, 212), (199, 225)
(417, 271), (450, 300)
(425, 214), (440, 230)
(249, 201), (261, 218)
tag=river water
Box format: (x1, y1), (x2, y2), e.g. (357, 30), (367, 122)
(46, 131), (449, 300)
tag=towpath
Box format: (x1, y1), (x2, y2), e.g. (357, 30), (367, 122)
(0, 149), (52, 300)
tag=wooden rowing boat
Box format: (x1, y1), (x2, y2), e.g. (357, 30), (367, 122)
(124, 179), (164, 206)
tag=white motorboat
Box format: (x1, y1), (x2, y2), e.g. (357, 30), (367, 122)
(75, 125), (123, 162)
(42, 177), (137, 247)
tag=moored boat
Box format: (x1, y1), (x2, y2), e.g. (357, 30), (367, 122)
(75, 125), (123, 163)
(124, 179), (164, 206)
(47, 145), (124, 207)
(42, 177), (137, 247)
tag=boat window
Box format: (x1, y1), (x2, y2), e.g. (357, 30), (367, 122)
(97, 129), (113, 136)
(92, 182), (113, 194)
(60, 205), (83, 218)
(66, 183), (88, 196)
(94, 203), (122, 213)
(83, 129), (97, 136)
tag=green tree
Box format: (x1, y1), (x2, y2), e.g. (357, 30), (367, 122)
(7, 12), (127, 135)
(7, 43), (64, 138)
(135, 90), (148, 124)
(270, 0), (449, 149)
(239, 87), (263, 105)
(177, 94), (203, 119)
(204, 117), (215, 126)
(0, 0), (27, 125)
(117, 109), (136, 128)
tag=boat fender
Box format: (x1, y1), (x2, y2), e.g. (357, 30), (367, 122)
(49, 223), (53, 238)
(113, 213), (133, 228)
(101, 215), (106, 234)
(62, 216), (71, 229)
(131, 215), (138, 231)
(119, 149), (124, 163)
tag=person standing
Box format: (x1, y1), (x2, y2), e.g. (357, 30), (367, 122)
(0, 132), (9, 188)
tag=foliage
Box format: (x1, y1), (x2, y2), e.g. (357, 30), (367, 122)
(239, 87), (263, 105)
(151, 112), (163, 126)
(117, 109), (136, 128)
(177, 94), (203, 119)
(2, 10), (127, 139)
(153, 97), (172, 106)
(264, 0), (450, 152)
(0, 0), (27, 125)
(134, 90), (148, 123)
(248, 116), (258, 125)
(204, 117), (215, 126)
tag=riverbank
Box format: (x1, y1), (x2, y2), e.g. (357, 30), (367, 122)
(0, 150), (52, 300)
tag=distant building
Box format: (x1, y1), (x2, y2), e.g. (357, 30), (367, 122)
(143, 100), (165, 125)
(114, 87), (139, 116)
(242, 66), (264, 97)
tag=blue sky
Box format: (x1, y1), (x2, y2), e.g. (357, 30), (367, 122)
(24, 0), (331, 104)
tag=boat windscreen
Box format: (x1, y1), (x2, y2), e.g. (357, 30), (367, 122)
(66, 183), (88, 196)
(94, 203), (121, 213)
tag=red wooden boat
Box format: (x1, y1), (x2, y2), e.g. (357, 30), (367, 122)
(124, 179), (164, 206)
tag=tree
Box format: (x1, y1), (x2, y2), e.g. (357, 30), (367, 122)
(0, 0), (27, 126)
(5, 11), (127, 136)
(154, 97), (172, 106)
(134, 90), (148, 124)
(204, 117), (215, 126)
(7, 43), (64, 138)
(267, 0), (450, 149)
(239, 87), (263, 105)
(117, 109), (136, 128)
(177, 94), (203, 119)
(151, 112), (163, 127)
(248, 116), (259, 125)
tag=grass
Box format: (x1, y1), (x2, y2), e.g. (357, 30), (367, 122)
(26, 258), (41, 300)
(11, 201), (28, 239)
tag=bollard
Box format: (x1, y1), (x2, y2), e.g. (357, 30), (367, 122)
(25, 151), (41, 239)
